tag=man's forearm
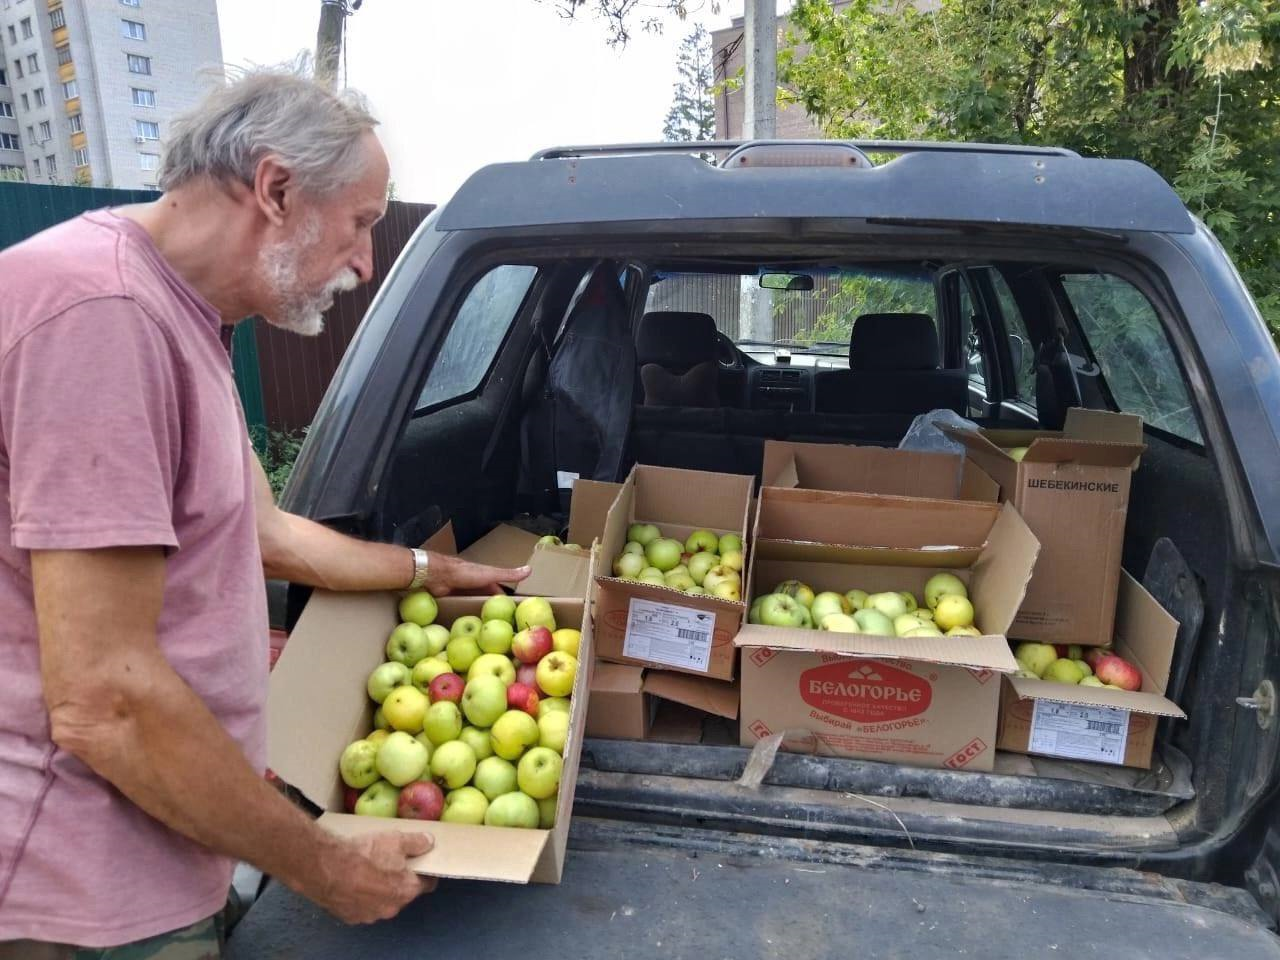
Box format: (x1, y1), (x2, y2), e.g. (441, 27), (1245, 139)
(263, 510), (414, 591)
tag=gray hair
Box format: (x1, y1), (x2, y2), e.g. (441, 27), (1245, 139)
(159, 59), (379, 195)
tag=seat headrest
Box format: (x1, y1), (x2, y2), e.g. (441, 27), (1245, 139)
(636, 311), (718, 371)
(849, 313), (939, 371)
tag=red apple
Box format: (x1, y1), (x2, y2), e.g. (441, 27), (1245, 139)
(507, 681), (540, 717)
(342, 785), (362, 813)
(1054, 644), (1068, 658)
(512, 625), (554, 664)
(1083, 648), (1107, 669)
(397, 780), (445, 821)
(428, 673), (464, 704)
(516, 662), (539, 687)
(1095, 654), (1142, 691)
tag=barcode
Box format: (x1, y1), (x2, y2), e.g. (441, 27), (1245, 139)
(677, 628), (709, 641)
(1087, 721), (1122, 735)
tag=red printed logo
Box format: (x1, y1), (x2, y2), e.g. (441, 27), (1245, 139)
(799, 660), (932, 724)
(945, 738), (987, 768)
(750, 647), (776, 667)
(968, 668), (994, 685)
(603, 610), (629, 634)
(749, 720), (772, 739)
(712, 627), (733, 648)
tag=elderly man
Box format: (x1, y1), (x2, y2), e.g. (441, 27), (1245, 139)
(0, 67), (526, 957)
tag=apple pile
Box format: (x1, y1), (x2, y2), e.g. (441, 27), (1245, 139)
(338, 590), (579, 829)
(611, 523), (745, 601)
(1013, 642), (1142, 690)
(748, 572), (982, 637)
(535, 535), (585, 552)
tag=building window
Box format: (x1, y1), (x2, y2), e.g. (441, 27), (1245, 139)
(0, 68), (7, 85)
(67, 112), (81, 132)
(49, 7), (64, 29)
(126, 54), (150, 74)
(12, 60), (22, 80)
(139, 151), (158, 170)
(1, 164), (26, 180)
(32, 87), (44, 107)
(0, 132), (20, 150)
(19, 16), (31, 38)
(45, 153), (55, 175)
(25, 125), (35, 145)
(26, 53), (38, 73)
(134, 119), (158, 140)
(38, 120), (49, 140)
(6, 26), (15, 45)
(130, 87), (154, 107)
(120, 0), (141, 6)
(73, 146), (88, 167)
(0, 101), (11, 118)
(62, 79), (77, 100)
(56, 45), (71, 66)
(121, 19), (146, 41)
(19, 93), (27, 110)
(31, 156), (39, 175)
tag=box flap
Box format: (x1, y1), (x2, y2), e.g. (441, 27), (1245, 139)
(966, 502), (1041, 636)
(459, 524), (541, 571)
(1007, 676), (1185, 718)
(959, 460), (1000, 503)
(1020, 437), (1144, 469)
(421, 521), (457, 553)
(734, 625), (1019, 672)
(756, 488), (1000, 549)
(317, 814), (550, 883)
(592, 661), (645, 695)
(643, 670), (739, 719)
(1065, 408), (1145, 445)
(755, 539), (983, 569)
(1114, 571), (1180, 693)
(760, 440), (968, 500)
(593, 573), (746, 611)
(518, 545), (591, 598)
(631, 464), (754, 533)
(568, 479), (621, 547)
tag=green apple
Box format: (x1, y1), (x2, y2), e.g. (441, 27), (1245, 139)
(1065, 644), (1084, 660)
(515, 597), (557, 632)
(450, 615), (483, 641)
(478, 619), (515, 656)
(711, 580), (742, 601)
(797, 604), (814, 629)
(385, 622), (431, 667)
(552, 628), (581, 658)
(1079, 676), (1106, 687)
(473, 755), (518, 801)
(844, 589), (868, 611)
(687, 551), (719, 586)
(1007, 446), (1030, 462)
(1043, 658), (1086, 684)
(374, 731), (430, 786)
(354, 780), (399, 818)
(538, 709), (570, 753)
(461, 674), (509, 728)
(748, 596), (764, 624)
(536, 534), (563, 548)
(613, 552), (646, 578)
(1012, 667), (1042, 679)
(720, 549), (745, 573)
(458, 725), (494, 761)
(820, 613), (859, 633)
(491, 709), (540, 761)
(894, 614), (926, 636)
(536, 652), (578, 698)
(685, 529), (720, 554)
(665, 570), (697, 592)
(934, 595), (975, 631)
(442, 786), (488, 824)
(810, 591), (851, 624)
(946, 626), (983, 637)
(468, 652), (517, 687)
(866, 591), (908, 620)
(366, 661), (412, 704)
(537, 697), (571, 719)
(339, 739), (380, 788)
(627, 523), (661, 546)
(924, 572), (968, 610)
(637, 568), (667, 586)
(382, 685), (428, 734)
(517, 747), (563, 800)
(914, 609), (934, 622)
(429, 739), (477, 789)
(484, 791), (541, 829)
(1014, 642), (1057, 678)
(538, 795), (558, 829)
(422, 700), (463, 745)
(903, 625), (945, 638)
(622, 540), (646, 556)
(398, 591), (438, 627)
(702, 566), (740, 594)
(411, 656), (454, 693)
(853, 608), (895, 636)
(446, 635), (482, 674)
(899, 592), (919, 613)
(774, 580), (815, 608)
(645, 538), (684, 573)
(718, 533), (743, 556)
(372, 707), (390, 731)
(366, 729), (390, 748)
(1072, 659), (1093, 677)
(422, 624), (450, 658)
(481, 593), (517, 625)
(686, 585), (707, 597)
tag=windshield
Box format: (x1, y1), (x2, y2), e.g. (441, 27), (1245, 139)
(643, 267), (938, 367)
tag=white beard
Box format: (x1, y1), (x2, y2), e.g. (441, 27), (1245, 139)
(257, 214), (360, 337)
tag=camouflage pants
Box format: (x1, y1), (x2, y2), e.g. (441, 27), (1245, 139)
(0, 913), (222, 960)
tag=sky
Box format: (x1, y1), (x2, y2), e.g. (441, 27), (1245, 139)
(215, 1), (751, 205)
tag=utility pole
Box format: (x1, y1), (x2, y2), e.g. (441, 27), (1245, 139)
(738, 0), (778, 343)
(315, 0), (347, 91)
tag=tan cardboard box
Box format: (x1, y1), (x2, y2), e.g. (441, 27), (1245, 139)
(997, 573), (1185, 768)
(593, 465), (754, 681)
(586, 662), (652, 740)
(585, 664), (740, 742)
(761, 439), (999, 503)
(736, 489), (1038, 772)
(944, 409), (1144, 647)
(268, 593), (591, 885)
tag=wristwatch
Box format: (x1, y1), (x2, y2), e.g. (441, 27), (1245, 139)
(407, 548), (431, 590)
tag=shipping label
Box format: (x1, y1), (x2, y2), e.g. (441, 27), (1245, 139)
(1029, 700), (1130, 765)
(623, 597), (714, 672)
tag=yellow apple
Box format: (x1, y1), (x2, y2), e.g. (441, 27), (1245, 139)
(551, 628), (581, 658)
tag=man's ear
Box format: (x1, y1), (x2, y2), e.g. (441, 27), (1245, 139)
(252, 153), (293, 227)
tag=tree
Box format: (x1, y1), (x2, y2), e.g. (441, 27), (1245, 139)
(542, 0), (720, 47)
(779, 0), (1280, 334)
(663, 24), (716, 141)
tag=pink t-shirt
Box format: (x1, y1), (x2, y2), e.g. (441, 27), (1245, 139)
(0, 210), (268, 947)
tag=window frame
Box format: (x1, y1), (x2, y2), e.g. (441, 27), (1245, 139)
(126, 53), (150, 75)
(0, 131), (21, 150)
(32, 86), (44, 107)
(67, 111), (82, 131)
(133, 118), (159, 140)
(72, 145), (88, 167)
(120, 18), (146, 40)
(62, 79), (78, 100)
(49, 7), (64, 29)
(138, 150), (158, 170)
(130, 86), (155, 107)
(55, 44), (71, 66)
(19, 16), (31, 38)
(26, 53), (39, 73)
(37, 119), (50, 141)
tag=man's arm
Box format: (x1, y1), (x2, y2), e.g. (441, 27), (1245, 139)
(34, 545), (434, 924)
(252, 457), (529, 594)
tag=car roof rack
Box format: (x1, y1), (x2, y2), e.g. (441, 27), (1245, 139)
(530, 139), (1082, 162)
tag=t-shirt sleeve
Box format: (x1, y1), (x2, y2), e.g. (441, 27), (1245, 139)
(2, 297), (181, 550)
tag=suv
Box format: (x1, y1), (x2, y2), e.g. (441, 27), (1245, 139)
(230, 141), (1280, 957)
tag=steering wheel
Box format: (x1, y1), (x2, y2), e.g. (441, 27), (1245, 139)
(715, 331), (744, 370)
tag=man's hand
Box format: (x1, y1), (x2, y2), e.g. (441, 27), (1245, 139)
(307, 832), (438, 924)
(421, 551), (530, 597)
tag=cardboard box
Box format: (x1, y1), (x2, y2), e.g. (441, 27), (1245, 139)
(593, 465), (754, 681)
(736, 489), (1038, 772)
(997, 572), (1185, 768)
(586, 662), (652, 740)
(268, 593), (591, 885)
(944, 409), (1144, 647)
(585, 664), (740, 743)
(761, 439), (999, 503)
(458, 478), (620, 598)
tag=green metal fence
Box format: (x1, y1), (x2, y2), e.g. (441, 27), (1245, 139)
(0, 181), (268, 438)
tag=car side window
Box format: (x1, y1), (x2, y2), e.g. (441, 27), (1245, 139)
(417, 265), (538, 410)
(988, 272), (1037, 403)
(1060, 273), (1202, 443)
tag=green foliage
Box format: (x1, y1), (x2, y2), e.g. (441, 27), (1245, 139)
(780, 0), (1280, 335)
(251, 426), (307, 500)
(663, 24), (716, 142)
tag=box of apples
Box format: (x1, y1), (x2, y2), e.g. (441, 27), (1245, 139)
(996, 572), (1185, 769)
(266, 588), (592, 885)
